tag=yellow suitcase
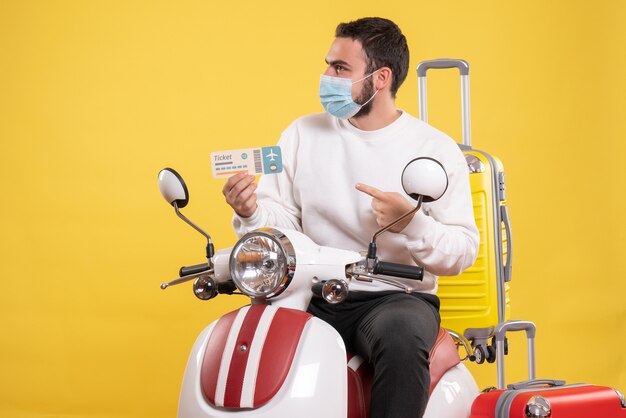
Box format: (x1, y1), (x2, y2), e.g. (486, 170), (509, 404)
(417, 60), (512, 362)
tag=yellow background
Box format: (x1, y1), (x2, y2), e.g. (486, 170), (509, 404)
(1, 1), (625, 416)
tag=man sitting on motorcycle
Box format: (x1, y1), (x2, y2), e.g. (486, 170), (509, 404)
(222, 17), (479, 418)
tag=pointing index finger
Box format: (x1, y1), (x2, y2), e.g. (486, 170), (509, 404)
(355, 183), (384, 198)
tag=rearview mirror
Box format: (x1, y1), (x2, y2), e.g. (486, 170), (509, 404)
(157, 167), (215, 282)
(158, 168), (189, 208)
(401, 157), (448, 202)
(367, 157), (449, 262)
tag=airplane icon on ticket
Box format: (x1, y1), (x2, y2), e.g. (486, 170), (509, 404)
(265, 149), (278, 161)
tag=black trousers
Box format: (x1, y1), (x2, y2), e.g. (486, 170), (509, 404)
(308, 291), (441, 418)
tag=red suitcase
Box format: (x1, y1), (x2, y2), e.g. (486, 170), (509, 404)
(470, 379), (626, 417)
(470, 322), (626, 417)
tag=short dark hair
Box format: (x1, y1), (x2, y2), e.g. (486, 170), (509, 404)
(335, 17), (409, 97)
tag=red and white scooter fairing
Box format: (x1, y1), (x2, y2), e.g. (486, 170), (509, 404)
(157, 158), (479, 418)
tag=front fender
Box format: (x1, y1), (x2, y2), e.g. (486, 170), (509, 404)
(178, 304), (347, 418)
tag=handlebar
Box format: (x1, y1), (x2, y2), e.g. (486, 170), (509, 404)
(373, 261), (424, 281)
(179, 263), (210, 277)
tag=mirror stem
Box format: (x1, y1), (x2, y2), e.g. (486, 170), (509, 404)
(367, 195), (424, 261)
(174, 201), (214, 267)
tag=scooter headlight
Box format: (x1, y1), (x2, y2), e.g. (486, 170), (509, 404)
(229, 228), (296, 299)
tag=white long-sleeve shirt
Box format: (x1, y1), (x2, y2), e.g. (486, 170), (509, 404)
(233, 111), (479, 294)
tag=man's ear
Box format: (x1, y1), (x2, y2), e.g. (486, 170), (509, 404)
(374, 67), (393, 91)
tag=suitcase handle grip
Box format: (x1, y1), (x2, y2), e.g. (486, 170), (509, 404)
(416, 59), (470, 77)
(494, 320), (537, 389)
(501, 205), (513, 282)
(507, 379), (566, 390)
(416, 58), (472, 146)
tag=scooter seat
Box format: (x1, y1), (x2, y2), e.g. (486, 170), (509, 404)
(346, 328), (460, 418)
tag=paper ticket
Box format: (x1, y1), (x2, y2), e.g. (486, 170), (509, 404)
(211, 146), (283, 178)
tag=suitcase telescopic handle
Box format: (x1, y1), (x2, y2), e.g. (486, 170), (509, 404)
(416, 58), (471, 147)
(494, 320), (537, 389)
(416, 59), (470, 77)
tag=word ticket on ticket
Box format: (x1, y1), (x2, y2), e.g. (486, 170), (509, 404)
(211, 146), (283, 178)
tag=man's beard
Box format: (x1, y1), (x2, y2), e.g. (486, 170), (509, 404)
(352, 76), (376, 119)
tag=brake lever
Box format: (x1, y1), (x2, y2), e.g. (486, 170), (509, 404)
(349, 271), (412, 293)
(160, 269), (214, 289)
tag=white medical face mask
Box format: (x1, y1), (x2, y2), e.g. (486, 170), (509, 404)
(319, 70), (379, 119)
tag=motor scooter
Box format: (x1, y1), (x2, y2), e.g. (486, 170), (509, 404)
(157, 157), (481, 418)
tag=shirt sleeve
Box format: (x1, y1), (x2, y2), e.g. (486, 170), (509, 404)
(232, 125), (303, 237)
(401, 147), (479, 276)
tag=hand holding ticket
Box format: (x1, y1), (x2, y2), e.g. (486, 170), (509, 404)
(211, 146), (283, 179)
